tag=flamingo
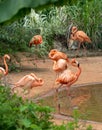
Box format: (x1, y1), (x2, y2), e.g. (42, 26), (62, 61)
(49, 49), (69, 62)
(11, 73), (44, 97)
(29, 35), (43, 64)
(29, 35), (43, 47)
(49, 49), (70, 78)
(53, 59), (68, 74)
(56, 59), (81, 86)
(69, 26), (92, 56)
(0, 54), (10, 79)
(54, 59), (81, 113)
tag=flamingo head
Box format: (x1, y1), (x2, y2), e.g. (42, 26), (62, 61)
(4, 54), (10, 60)
(71, 59), (80, 67)
(48, 49), (58, 59)
(71, 26), (78, 33)
(29, 35), (43, 47)
(38, 78), (44, 86)
(31, 78), (44, 88)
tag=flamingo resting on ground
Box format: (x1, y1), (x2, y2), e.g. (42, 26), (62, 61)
(11, 73), (44, 97)
(0, 54), (10, 79)
(54, 59), (81, 113)
(69, 26), (92, 56)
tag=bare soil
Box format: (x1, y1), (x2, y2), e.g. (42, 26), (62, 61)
(1, 51), (102, 130)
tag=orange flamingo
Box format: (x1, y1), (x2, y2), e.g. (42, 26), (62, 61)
(69, 26), (92, 55)
(29, 35), (43, 64)
(49, 49), (69, 62)
(49, 49), (70, 77)
(53, 59), (68, 74)
(56, 59), (81, 86)
(29, 35), (43, 47)
(12, 73), (44, 96)
(0, 54), (10, 79)
(54, 59), (81, 113)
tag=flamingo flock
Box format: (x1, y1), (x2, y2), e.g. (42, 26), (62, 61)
(48, 49), (81, 112)
(0, 31), (84, 112)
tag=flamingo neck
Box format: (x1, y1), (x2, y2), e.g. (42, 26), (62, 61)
(68, 66), (81, 86)
(4, 57), (8, 75)
(76, 66), (81, 78)
(72, 28), (78, 34)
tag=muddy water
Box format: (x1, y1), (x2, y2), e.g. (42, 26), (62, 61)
(38, 83), (102, 122)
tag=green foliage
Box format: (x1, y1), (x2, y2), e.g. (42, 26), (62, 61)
(0, 86), (93, 130)
(0, 0), (102, 56)
(75, 0), (102, 49)
(0, 86), (53, 130)
(0, 22), (41, 55)
(53, 109), (93, 130)
(0, 0), (69, 24)
(24, 0), (102, 51)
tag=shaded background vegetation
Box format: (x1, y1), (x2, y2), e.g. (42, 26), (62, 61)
(0, 0), (102, 56)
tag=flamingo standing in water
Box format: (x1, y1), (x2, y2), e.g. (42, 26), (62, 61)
(12, 73), (44, 98)
(69, 26), (92, 56)
(54, 59), (81, 113)
(0, 54), (10, 79)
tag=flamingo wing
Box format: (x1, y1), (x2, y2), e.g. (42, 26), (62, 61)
(53, 59), (67, 72)
(55, 69), (75, 84)
(15, 75), (34, 87)
(76, 31), (91, 43)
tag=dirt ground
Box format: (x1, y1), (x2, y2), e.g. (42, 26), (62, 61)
(2, 52), (102, 130)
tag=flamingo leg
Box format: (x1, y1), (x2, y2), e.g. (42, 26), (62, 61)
(33, 45), (39, 66)
(82, 43), (87, 57)
(75, 42), (81, 57)
(54, 84), (62, 114)
(66, 86), (74, 112)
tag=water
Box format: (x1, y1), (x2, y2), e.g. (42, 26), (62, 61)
(38, 83), (102, 122)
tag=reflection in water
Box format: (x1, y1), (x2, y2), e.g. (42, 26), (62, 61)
(38, 83), (102, 122)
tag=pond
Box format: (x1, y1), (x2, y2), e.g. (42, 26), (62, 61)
(37, 83), (102, 123)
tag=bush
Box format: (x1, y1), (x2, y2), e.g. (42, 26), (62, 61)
(0, 0), (102, 56)
(0, 85), (93, 130)
(0, 21), (42, 56)
(0, 86), (53, 130)
(24, 0), (102, 50)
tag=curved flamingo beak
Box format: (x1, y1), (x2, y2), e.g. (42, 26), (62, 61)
(78, 63), (80, 67)
(75, 60), (80, 67)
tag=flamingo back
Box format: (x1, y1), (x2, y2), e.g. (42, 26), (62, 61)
(55, 69), (75, 84)
(0, 67), (5, 79)
(53, 59), (68, 73)
(76, 31), (92, 43)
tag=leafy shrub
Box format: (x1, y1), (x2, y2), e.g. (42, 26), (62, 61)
(0, 85), (93, 130)
(0, 0), (102, 56)
(0, 86), (53, 130)
(24, 0), (102, 50)
(53, 109), (93, 130)
(0, 22), (41, 55)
